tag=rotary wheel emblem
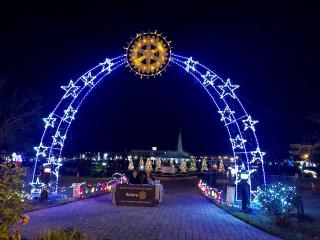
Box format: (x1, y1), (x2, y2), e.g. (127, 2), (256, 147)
(138, 191), (147, 200)
(126, 31), (171, 78)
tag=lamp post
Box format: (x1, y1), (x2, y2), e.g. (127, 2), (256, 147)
(240, 170), (250, 211)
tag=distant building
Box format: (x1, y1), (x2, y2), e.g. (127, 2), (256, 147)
(130, 130), (190, 162)
(289, 143), (320, 163)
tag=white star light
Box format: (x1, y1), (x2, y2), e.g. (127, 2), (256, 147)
(230, 135), (247, 149)
(34, 144), (49, 157)
(81, 72), (95, 87)
(52, 131), (66, 147)
(43, 114), (56, 128)
(61, 80), (80, 99)
(218, 106), (235, 123)
(30, 177), (45, 189)
(184, 57), (198, 72)
(242, 115), (258, 132)
(218, 78), (239, 99)
(63, 106), (77, 123)
(100, 58), (114, 73)
(201, 71), (218, 86)
(251, 147), (266, 163)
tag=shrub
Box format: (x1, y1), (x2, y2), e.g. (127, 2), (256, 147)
(39, 228), (90, 240)
(256, 182), (297, 226)
(0, 163), (29, 240)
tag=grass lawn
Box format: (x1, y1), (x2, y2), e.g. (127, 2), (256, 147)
(213, 189), (320, 240)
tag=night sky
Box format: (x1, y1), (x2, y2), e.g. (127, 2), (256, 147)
(1, 1), (319, 159)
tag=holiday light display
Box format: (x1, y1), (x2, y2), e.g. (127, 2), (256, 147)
(139, 157), (145, 170)
(128, 159), (134, 171)
(198, 179), (222, 203)
(255, 183), (297, 219)
(79, 174), (127, 198)
(31, 32), (265, 202)
(189, 158), (197, 172)
(155, 158), (162, 172)
(145, 158), (153, 173)
(180, 160), (187, 173)
(201, 159), (208, 172)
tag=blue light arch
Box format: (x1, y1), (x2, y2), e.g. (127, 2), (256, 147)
(31, 53), (266, 200)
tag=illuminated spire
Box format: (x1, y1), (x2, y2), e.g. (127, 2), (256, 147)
(177, 129), (183, 153)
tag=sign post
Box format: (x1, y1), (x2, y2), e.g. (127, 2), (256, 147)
(115, 184), (155, 207)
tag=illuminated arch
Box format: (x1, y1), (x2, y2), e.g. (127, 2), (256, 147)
(31, 53), (266, 200)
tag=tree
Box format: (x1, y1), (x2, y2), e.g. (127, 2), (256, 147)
(189, 158), (197, 172)
(145, 158), (153, 173)
(219, 160), (225, 173)
(256, 183), (297, 226)
(139, 157), (144, 170)
(201, 159), (208, 172)
(180, 160), (187, 173)
(128, 160), (134, 171)
(0, 163), (29, 239)
(0, 76), (41, 152)
(155, 158), (162, 172)
(169, 159), (174, 167)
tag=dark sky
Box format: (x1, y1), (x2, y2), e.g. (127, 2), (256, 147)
(0, 1), (319, 158)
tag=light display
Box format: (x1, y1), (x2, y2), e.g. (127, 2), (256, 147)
(155, 158), (162, 172)
(180, 160), (187, 173)
(145, 158), (153, 173)
(189, 158), (197, 172)
(31, 32), (265, 202)
(126, 31), (171, 78)
(198, 180), (222, 203)
(78, 173), (127, 198)
(256, 183), (297, 218)
(201, 159), (208, 172)
(128, 159), (134, 171)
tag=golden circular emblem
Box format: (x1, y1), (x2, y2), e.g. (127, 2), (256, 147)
(126, 31), (171, 78)
(138, 191), (147, 200)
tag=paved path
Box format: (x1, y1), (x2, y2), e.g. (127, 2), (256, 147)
(21, 180), (280, 240)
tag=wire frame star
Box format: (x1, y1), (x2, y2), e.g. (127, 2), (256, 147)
(242, 115), (258, 132)
(43, 114), (56, 128)
(81, 72), (95, 87)
(201, 71), (218, 87)
(218, 78), (239, 99)
(100, 58), (114, 73)
(218, 106), (235, 123)
(61, 80), (80, 99)
(63, 106), (77, 123)
(250, 147), (266, 163)
(52, 131), (66, 147)
(184, 57), (198, 72)
(230, 135), (247, 149)
(34, 144), (49, 157)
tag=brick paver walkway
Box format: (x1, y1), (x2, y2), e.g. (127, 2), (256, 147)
(21, 180), (280, 240)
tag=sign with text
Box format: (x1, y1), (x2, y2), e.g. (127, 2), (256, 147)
(226, 186), (235, 205)
(115, 184), (155, 207)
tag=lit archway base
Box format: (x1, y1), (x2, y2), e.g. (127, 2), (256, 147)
(31, 53), (266, 200)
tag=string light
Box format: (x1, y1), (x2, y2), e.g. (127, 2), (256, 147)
(62, 106), (77, 123)
(31, 47), (266, 203)
(184, 57), (198, 72)
(43, 114), (57, 128)
(242, 115), (258, 132)
(218, 106), (235, 123)
(218, 78), (239, 99)
(201, 71), (218, 86)
(231, 135), (247, 150)
(61, 80), (80, 99)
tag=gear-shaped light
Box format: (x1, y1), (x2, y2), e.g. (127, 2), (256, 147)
(126, 31), (171, 78)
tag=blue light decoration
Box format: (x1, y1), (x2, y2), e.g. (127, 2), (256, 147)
(31, 35), (266, 203)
